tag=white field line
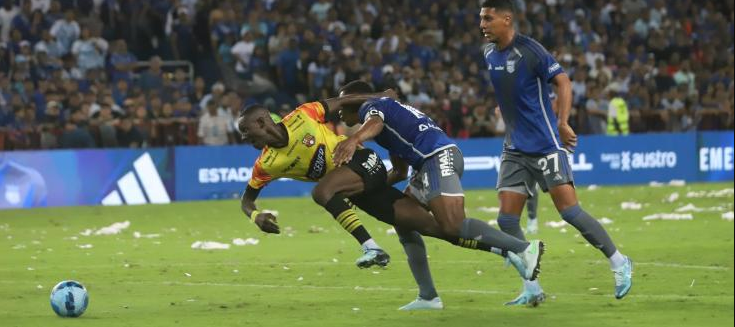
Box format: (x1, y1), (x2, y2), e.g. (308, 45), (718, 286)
(0, 260), (729, 272)
(1, 279), (730, 300)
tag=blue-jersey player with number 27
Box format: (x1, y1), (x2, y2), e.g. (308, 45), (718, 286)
(479, 0), (633, 306)
(330, 80), (547, 307)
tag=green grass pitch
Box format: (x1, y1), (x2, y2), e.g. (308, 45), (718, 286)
(1, 182), (733, 327)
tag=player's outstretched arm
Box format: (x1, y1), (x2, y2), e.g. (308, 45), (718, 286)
(322, 89), (398, 114)
(241, 185), (280, 234)
(387, 155), (409, 185)
(333, 116), (385, 166)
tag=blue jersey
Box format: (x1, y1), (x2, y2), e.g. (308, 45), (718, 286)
(358, 98), (455, 169)
(0, 160), (48, 209)
(484, 34), (565, 155)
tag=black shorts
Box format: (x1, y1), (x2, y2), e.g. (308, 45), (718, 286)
(349, 186), (406, 226)
(344, 148), (388, 193)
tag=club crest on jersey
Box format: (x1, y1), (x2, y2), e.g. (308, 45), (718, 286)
(302, 133), (316, 147)
(506, 60), (515, 73)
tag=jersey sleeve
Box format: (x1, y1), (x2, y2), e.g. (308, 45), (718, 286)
(529, 43), (564, 83)
(358, 98), (388, 123)
(247, 158), (273, 190)
(295, 101), (327, 123)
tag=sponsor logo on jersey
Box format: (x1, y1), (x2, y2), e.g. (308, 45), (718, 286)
(438, 150), (454, 177)
(306, 145), (327, 180)
(548, 63), (561, 74)
(302, 133), (316, 147)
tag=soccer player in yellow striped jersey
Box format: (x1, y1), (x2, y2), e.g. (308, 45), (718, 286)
(239, 99), (393, 268)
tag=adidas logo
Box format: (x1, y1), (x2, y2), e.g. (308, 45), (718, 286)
(101, 153), (170, 206)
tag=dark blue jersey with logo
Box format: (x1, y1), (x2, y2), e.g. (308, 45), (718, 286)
(484, 34), (565, 155)
(358, 97), (455, 169)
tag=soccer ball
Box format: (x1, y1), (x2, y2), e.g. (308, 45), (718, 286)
(50, 280), (89, 317)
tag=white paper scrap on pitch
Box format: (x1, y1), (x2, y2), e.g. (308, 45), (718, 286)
(545, 220), (568, 228)
(478, 206), (500, 214)
(649, 181), (664, 187)
(723, 212), (734, 221)
(686, 189), (734, 198)
(598, 217), (614, 225)
(487, 219), (498, 226)
(232, 238), (259, 246)
(191, 241), (230, 250)
(91, 221), (131, 236)
(642, 213), (694, 221)
(133, 231), (161, 239)
(675, 203), (727, 213)
(666, 192), (680, 203)
(587, 184), (599, 191)
(620, 202), (642, 210)
(668, 180), (686, 186)
(77, 244), (93, 249)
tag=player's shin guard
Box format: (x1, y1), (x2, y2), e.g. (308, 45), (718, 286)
(397, 229), (438, 300)
(325, 195), (372, 245)
(458, 218), (529, 254)
(560, 204), (617, 257)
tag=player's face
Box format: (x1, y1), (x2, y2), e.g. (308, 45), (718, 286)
(339, 109), (359, 127)
(238, 116), (271, 150)
(479, 7), (509, 42)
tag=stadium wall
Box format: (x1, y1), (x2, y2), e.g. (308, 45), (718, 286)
(1, 132), (732, 209)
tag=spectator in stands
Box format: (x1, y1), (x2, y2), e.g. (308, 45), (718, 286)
(198, 81), (225, 110)
(467, 104), (496, 138)
(60, 108), (95, 148)
(197, 100), (233, 146)
(109, 39), (136, 82)
(11, 0), (33, 41)
(0, 1), (19, 43)
(116, 115), (144, 148)
(138, 56), (164, 95)
(71, 26), (106, 74)
(49, 8), (80, 55)
(231, 29), (255, 80)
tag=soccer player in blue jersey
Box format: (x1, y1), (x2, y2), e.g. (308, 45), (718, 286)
(479, 0), (633, 305)
(330, 81), (547, 298)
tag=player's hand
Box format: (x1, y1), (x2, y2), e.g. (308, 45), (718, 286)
(254, 212), (280, 234)
(333, 138), (359, 166)
(558, 123), (578, 150)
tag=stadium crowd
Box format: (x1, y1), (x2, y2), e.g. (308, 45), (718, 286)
(0, 0), (733, 150)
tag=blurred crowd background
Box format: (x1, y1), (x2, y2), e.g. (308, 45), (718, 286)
(0, 0), (733, 150)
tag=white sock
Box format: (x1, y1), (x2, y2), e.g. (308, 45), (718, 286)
(523, 279), (542, 294)
(609, 251), (627, 269)
(361, 238), (380, 251)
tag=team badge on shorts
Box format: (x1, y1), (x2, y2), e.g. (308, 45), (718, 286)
(302, 133), (316, 147)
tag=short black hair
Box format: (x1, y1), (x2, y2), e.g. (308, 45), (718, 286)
(238, 103), (268, 120)
(482, 0), (515, 13)
(339, 80), (375, 95)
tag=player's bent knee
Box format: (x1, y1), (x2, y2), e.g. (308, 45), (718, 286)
(311, 185), (334, 207)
